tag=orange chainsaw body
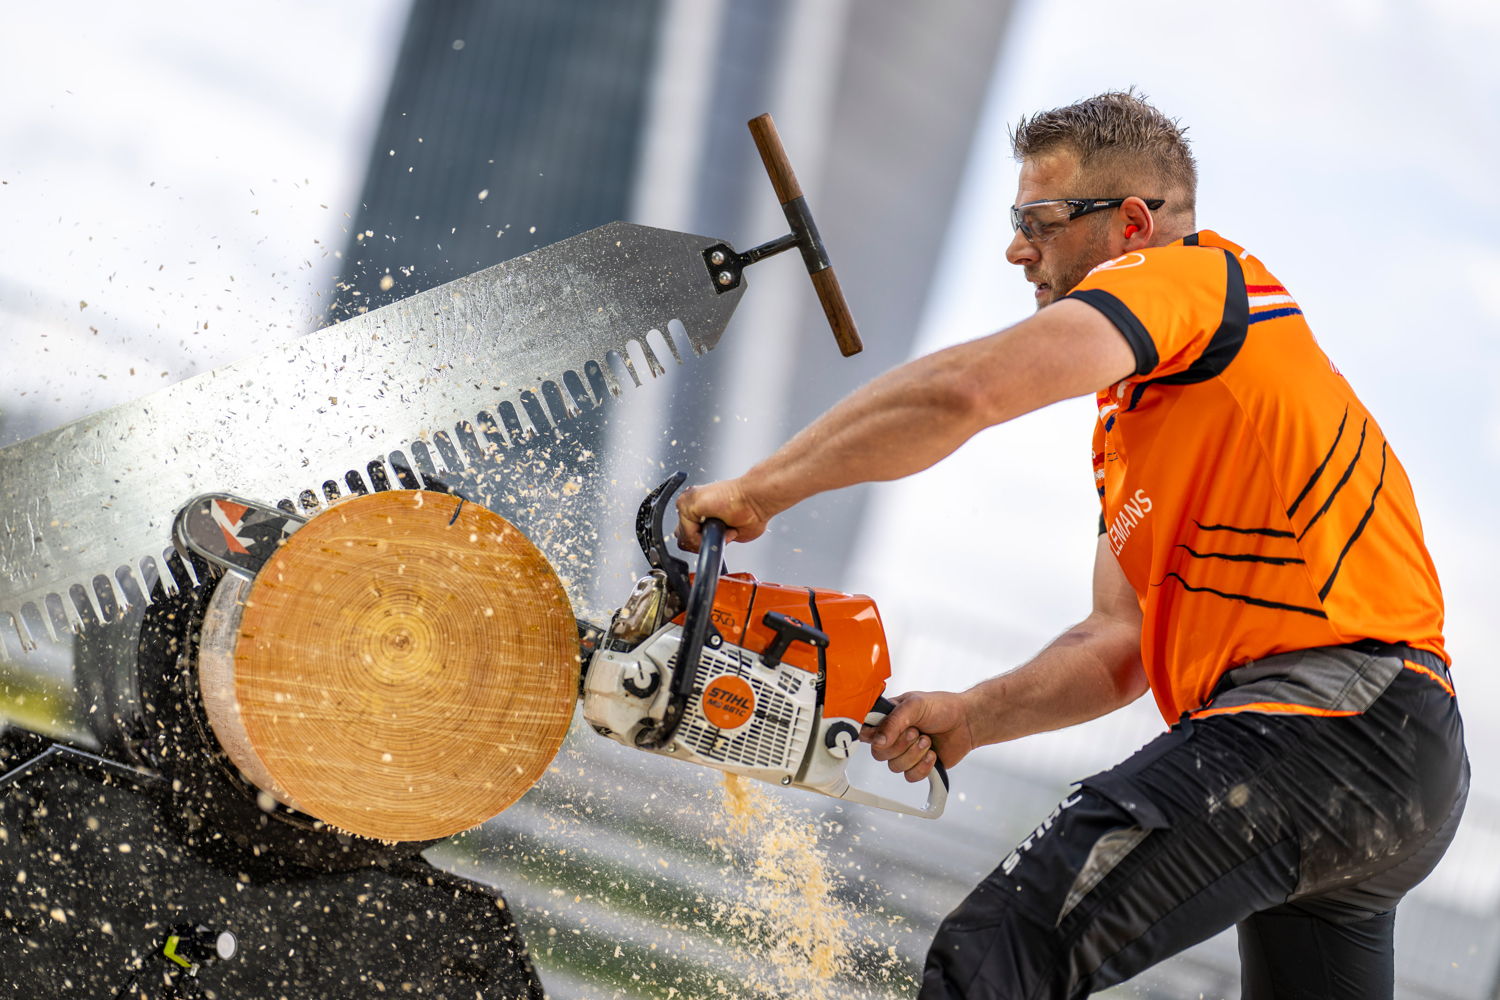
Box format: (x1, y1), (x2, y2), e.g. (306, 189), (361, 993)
(675, 571), (891, 723)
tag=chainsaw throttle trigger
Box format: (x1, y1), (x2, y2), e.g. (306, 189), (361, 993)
(636, 517), (726, 750)
(845, 694), (950, 819)
(759, 611), (829, 669)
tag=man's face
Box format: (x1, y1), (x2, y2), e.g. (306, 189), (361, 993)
(1005, 151), (1116, 310)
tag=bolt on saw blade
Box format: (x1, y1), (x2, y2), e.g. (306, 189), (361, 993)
(0, 221), (744, 654)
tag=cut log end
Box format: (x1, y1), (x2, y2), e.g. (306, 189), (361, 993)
(208, 489), (577, 842)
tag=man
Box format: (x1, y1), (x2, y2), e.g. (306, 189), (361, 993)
(675, 92), (1467, 998)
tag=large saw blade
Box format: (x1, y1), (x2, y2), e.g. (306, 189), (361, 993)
(0, 221), (743, 653)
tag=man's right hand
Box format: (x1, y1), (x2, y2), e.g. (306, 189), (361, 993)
(674, 477), (775, 552)
(861, 690), (976, 783)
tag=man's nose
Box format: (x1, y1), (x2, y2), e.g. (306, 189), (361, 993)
(1005, 227), (1036, 267)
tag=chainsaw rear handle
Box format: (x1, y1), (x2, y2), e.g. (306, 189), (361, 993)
(747, 113), (863, 358)
(845, 694), (950, 819)
(635, 517), (727, 750)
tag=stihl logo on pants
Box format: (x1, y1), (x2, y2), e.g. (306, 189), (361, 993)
(1002, 793), (1083, 875)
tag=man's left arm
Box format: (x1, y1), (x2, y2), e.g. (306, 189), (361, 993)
(675, 298), (1136, 547)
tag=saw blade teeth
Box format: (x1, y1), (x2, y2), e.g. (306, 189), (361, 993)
(136, 553), (171, 602)
(582, 358), (621, 401)
(113, 566), (147, 617)
(3, 607), (35, 656)
(651, 323), (687, 368)
(384, 449), (424, 490)
(452, 420), (488, 470)
(45, 591), (75, 639)
(0, 227), (747, 657)
(19, 601), (52, 649)
(430, 430), (466, 480)
(472, 411), (507, 456)
(497, 400), (531, 442)
(519, 388), (555, 437)
(162, 545), (209, 597)
(635, 334), (667, 379)
(609, 345), (645, 389)
(671, 316), (709, 357)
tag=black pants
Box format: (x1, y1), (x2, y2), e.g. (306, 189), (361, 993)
(921, 660), (1468, 999)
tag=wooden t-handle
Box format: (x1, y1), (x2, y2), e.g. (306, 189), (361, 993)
(748, 113), (805, 204)
(747, 114), (863, 357)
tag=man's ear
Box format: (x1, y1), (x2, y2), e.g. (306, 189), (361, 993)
(1120, 196), (1155, 247)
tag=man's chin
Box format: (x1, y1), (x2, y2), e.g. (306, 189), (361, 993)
(1032, 283), (1056, 309)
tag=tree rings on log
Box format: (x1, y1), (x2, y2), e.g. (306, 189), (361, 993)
(211, 490), (578, 842)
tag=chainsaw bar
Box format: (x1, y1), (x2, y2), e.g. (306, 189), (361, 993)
(173, 494), (306, 578)
(0, 221), (745, 654)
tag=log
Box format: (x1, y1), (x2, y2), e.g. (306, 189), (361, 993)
(199, 490), (578, 842)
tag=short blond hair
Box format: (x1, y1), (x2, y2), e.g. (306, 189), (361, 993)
(1011, 90), (1197, 216)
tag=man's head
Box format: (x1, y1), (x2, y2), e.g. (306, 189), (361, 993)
(1005, 90), (1197, 308)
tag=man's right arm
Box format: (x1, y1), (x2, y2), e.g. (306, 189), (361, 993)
(867, 533), (1148, 781)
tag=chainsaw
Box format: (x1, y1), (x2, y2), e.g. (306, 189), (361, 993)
(170, 472), (948, 821)
(579, 471), (948, 819)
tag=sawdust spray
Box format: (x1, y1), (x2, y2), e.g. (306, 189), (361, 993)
(712, 773), (853, 1000)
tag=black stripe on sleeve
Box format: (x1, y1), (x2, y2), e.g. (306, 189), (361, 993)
(1137, 249), (1250, 389)
(1066, 288), (1158, 376)
(1182, 232), (1201, 246)
(1099, 512), (1107, 536)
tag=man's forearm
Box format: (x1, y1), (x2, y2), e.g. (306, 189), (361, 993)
(738, 300), (1137, 521)
(964, 611), (1147, 747)
(739, 342), (991, 519)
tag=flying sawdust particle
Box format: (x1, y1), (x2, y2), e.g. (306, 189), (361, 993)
(713, 773), (851, 1000)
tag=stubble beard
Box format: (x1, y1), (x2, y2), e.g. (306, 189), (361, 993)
(1032, 223), (1115, 310)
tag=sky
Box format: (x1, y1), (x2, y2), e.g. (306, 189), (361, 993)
(0, 3), (407, 441)
(1, 0), (1497, 918)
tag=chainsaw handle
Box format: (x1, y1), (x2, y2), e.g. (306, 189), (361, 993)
(841, 694), (949, 819)
(871, 694), (950, 794)
(635, 517), (726, 750)
(747, 113), (862, 357)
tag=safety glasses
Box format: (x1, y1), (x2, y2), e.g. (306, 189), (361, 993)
(1010, 197), (1165, 243)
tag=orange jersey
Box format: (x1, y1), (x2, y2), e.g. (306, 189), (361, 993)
(1067, 231), (1446, 723)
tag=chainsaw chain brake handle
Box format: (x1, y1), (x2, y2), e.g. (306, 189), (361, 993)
(849, 694), (951, 819)
(634, 470), (693, 611)
(701, 113), (862, 357)
(635, 512), (727, 750)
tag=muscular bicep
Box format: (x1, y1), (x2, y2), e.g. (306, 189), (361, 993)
(959, 298), (1138, 427)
